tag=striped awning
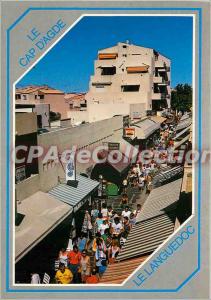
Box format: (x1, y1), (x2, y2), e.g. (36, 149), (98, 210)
(48, 175), (99, 211)
(98, 53), (118, 59)
(173, 134), (190, 149)
(173, 125), (191, 140)
(117, 214), (175, 261)
(176, 118), (192, 131)
(100, 255), (149, 284)
(152, 166), (184, 188)
(136, 178), (182, 223)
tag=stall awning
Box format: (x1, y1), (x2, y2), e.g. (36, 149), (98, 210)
(176, 118), (192, 131)
(15, 191), (72, 263)
(136, 178), (182, 223)
(100, 255), (149, 284)
(150, 115), (167, 124)
(117, 214), (175, 261)
(48, 175), (99, 210)
(134, 119), (160, 139)
(98, 53), (118, 59)
(174, 134), (190, 149)
(173, 125), (191, 140)
(126, 66), (149, 73)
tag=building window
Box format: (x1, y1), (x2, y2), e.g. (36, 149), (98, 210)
(122, 54), (127, 57)
(95, 84), (105, 88)
(122, 45), (127, 48)
(15, 94), (21, 100)
(121, 85), (140, 92)
(101, 66), (116, 75)
(22, 95), (27, 100)
(35, 95), (44, 100)
(80, 103), (87, 108)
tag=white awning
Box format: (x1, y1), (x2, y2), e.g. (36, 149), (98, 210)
(176, 118), (192, 131)
(173, 125), (191, 140)
(174, 134), (190, 149)
(48, 175), (99, 210)
(15, 191), (72, 263)
(134, 119), (160, 139)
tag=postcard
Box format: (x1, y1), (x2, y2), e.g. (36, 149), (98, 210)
(1, 1), (210, 299)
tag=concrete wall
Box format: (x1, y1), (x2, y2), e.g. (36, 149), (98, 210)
(87, 103), (130, 123)
(130, 103), (146, 119)
(67, 110), (89, 125)
(37, 116), (123, 192)
(44, 94), (70, 119)
(16, 174), (40, 201)
(33, 104), (50, 128)
(16, 113), (37, 135)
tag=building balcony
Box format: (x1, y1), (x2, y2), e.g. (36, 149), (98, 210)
(152, 93), (167, 100)
(155, 61), (170, 72)
(155, 61), (165, 69)
(153, 76), (163, 84)
(91, 75), (113, 85)
(153, 77), (170, 86)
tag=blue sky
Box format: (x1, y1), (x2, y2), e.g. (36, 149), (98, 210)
(18, 16), (193, 92)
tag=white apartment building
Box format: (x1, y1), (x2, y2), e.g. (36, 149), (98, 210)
(84, 42), (171, 123)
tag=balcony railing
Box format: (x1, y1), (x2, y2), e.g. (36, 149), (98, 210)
(153, 76), (163, 84)
(154, 77), (170, 86)
(152, 93), (167, 100)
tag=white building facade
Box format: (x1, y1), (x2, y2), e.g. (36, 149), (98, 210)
(85, 42), (171, 123)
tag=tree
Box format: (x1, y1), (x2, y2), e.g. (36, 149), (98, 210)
(171, 84), (192, 112)
(50, 111), (61, 122)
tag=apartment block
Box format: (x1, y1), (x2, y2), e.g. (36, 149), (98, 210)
(86, 42), (171, 122)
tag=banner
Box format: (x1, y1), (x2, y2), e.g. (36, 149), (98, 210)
(66, 152), (76, 182)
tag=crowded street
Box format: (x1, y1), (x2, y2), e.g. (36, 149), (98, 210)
(27, 113), (191, 285)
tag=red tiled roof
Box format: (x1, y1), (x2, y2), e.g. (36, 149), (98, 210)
(99, 255), (148, 284)
(64, 93), (86, 101)
(16, 86), (64, 94)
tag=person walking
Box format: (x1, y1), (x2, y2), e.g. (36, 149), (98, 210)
(81, 210), (92, 239)
(123, 216), (132, 235)
(58, 247), (68, 267)
(120, 193), (128, 209)
(108, 239), (120, 264)
(80, 249), (91, 283)
(122, 178), (128, 193)
(95, 240), (107, 278)
(68, 245), (81, 283)
(111, 217), (124, 239)
(121, 206), (131, 219)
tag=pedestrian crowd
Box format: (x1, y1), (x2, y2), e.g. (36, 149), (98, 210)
(53, 197), (143, 284)
(31, 120), (184, 285)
